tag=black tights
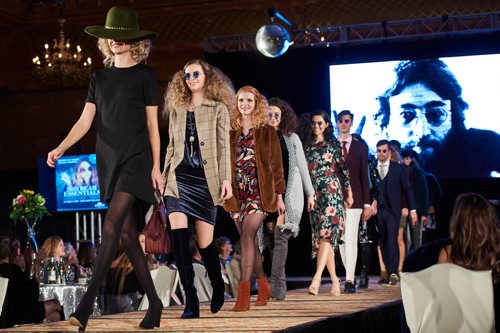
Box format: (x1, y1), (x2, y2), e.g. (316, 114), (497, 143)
(76, 192), (159, 318)
(240, 214), (266, 282)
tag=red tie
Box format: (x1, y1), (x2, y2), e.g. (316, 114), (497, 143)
(341, 141), (348, 160)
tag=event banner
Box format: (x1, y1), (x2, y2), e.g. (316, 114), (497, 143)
(55, 154), (107, 211)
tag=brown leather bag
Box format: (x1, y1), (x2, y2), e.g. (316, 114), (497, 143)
(143, 190), (172, 255)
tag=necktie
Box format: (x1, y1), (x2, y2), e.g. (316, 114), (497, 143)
(379, 164), (386, 180)
(341, 141), (348, 160)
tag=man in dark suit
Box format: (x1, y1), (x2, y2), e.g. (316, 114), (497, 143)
(337, 110), (373, 293)
(375, 140), (417, 285)
(401, 149), (429, 251)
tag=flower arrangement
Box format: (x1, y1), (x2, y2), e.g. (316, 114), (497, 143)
(9, 189), (49, 221)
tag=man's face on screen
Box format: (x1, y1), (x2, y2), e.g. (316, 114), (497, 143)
(386, 83), (452, 154)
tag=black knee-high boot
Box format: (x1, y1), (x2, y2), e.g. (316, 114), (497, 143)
(172, 228), (199, 319)
(199, 242), (225, 313)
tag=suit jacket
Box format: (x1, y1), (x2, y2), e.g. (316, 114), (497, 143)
(379, 161), (416, 218)
(344, 137), (370, 209)
(162, 99), (231, 206)
(409, 164), (430, 217)
(223, 125), (285, 213)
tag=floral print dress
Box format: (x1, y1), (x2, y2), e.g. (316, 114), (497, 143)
(230, 129), (267, 223)
(306, 140), (351, 258)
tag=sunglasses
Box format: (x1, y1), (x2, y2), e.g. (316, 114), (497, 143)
(311, 120), (324, 127)
(268, 112), (280, 120)
(399, 104), (450, 126)
(377, 149), (388, 153)
(337, 119), (351, 124)
(184, 71), (202, 81)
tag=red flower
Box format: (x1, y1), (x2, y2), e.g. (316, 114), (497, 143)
(16, 195), (26, 205)
(325, 206), (336, 216)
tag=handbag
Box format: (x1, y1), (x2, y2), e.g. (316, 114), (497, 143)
(143, 189), (172, 255)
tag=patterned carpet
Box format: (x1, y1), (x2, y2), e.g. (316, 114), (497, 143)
(1, 278), (401, 332)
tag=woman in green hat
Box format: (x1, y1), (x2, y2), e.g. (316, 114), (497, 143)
(47, 6), (163, 331)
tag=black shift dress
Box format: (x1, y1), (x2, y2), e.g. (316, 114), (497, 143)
(85, 62), (158, 204)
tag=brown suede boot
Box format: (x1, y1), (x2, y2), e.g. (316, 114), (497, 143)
(233, 281), (251, 311)
(255, 276), (270, 306)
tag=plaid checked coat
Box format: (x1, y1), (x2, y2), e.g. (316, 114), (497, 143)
(162, 99), (231, 206)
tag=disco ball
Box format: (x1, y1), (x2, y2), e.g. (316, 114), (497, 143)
(255, 23), (291, 58)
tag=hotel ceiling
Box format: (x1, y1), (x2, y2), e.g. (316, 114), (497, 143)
(0, 0), (498, 90)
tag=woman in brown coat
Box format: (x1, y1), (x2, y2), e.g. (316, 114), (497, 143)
(223, 85), (285, 311)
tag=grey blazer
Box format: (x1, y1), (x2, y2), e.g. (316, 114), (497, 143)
(162, 99), (231, 206)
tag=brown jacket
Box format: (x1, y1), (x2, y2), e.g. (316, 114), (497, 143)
(162, 99), (231, 206)
(223, 125), (285, 213)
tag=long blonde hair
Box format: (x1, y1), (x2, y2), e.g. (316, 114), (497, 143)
(97, 38), (152, 68)
(231, 85), (268, 130)
(163, 59), (234, 118)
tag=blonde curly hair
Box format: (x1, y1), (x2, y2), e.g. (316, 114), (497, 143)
(97, 38), (152, 68)
(163, 59), (234, 118)
(231, 85), (268, 130)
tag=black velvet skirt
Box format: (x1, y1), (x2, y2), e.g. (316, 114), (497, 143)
(166, 166), (217, 225)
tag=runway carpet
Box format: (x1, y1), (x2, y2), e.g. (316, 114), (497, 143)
(1, 278), (402, 332)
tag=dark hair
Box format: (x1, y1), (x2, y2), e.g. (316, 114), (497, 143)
(296, 112), (313, 150)
(304, 109), (335, 148)
(215, 236), (230, 255)
(449, 193), (499, 275)
(268, 97), (299, 137)
(375, 59), (468, 131)
(376, 139), (390, 148)
(77, 240), (96, 266)
(0, 237), (11, 260)
(337, 110), (354, 122)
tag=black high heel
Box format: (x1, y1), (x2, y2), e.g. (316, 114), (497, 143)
(69, 312), (88, 332)
(139, 300), (163, 329)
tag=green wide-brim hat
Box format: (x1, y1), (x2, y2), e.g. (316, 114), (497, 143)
(85, 6), (158, 41)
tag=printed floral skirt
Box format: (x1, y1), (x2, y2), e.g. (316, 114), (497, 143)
(230, 130), (267, 223)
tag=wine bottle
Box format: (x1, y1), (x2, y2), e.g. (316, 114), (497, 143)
(58, 258), (66, 285)
(47, 257), (58, 284)
(29, 252), (36, 279)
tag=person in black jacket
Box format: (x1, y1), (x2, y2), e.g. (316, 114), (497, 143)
(0, 237), (61, 328)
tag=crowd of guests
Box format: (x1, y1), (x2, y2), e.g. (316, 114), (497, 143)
(2, 6), (497, 331)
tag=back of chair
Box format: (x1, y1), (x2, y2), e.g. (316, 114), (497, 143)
(193, 263), (212, 303)
(139, 266), (179, 311)
(400, 263), (494, 333)
(225, 263), (238, 297)
(0, 277), (8, 318)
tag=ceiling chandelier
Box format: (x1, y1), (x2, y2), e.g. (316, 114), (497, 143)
(32, 18), (92, 86)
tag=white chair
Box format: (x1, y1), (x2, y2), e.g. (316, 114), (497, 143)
(139, 265), (179, 311)
(400, 263), (495, 333)
(193, 263), (212, 303)
(225, 263), (238, 297)
(0, 277), (8, 317)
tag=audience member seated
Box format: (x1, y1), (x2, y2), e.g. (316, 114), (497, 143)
(0, 237), (62, 327)
(63, 241), (79, 284)
(8, 238), (25, 272)
(39, 236), (66, 262)
(402, 192), (499, 332)
(77, 240), (97, 279)
(438, 193), (499, 326)
(105, 244), (144, 315)
(215, 236), (233, 296)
